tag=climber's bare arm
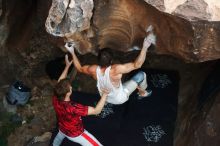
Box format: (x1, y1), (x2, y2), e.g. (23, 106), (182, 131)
(114, 33), (156, 74)
(65, 42), (98, 79)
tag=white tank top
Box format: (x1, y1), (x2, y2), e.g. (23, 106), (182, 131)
(96, 66), (126, 104)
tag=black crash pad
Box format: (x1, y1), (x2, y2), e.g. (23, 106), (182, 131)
(50, 69), (179, 146)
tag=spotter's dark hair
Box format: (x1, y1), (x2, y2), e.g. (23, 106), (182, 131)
(54, 78), (71, 101)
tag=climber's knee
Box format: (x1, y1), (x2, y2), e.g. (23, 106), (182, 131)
(131, 71), (146, 85)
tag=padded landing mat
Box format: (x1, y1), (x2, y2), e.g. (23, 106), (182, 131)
(51, 69), (179, 146)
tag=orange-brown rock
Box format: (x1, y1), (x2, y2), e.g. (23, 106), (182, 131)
(45, 0), (220, 62)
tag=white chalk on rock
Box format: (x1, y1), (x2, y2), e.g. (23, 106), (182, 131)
(65, 42), (75, 53)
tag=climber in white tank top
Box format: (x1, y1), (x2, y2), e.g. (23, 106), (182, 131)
(65, 25), (156, 104)
(96, 66), (127, 104)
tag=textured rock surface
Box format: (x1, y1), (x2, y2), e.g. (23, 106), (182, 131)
(45, 0), (94, 37)
(191, 93), (220, 146)
(163, 0), (187, 13)
(173, 0), (211, 21)
(191, 21), (220, 62)
(175, 86), (220, 146)
(144, 0), (165, 11)
(45, 0), (220, 62)
(0, 0), (62, 86)
(158, 0), (220, 21)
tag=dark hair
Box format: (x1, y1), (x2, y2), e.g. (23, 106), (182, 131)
(97, 48), (113, 67)
(54, 79), (71, 100)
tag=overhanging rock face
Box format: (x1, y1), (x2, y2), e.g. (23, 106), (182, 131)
(45, 0), (220, 62)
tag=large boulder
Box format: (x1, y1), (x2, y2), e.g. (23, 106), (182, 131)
(45, 0), (220, 62)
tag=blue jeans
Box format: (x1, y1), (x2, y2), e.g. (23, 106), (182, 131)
(123, 71), (148, 97)
(131, 71), (146, 85)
